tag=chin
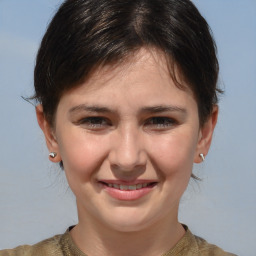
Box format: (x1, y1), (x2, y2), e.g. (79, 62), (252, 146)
(108, 220), (151, 233)
(100, 207), (161, 233)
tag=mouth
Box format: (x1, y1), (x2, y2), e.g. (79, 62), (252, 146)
(99, 181), (157, 191)
(98, 181), (158, 200)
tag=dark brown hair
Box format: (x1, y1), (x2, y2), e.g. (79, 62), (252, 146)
(34, 0), (220, 126)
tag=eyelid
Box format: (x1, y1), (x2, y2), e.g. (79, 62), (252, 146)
(75, 116), (112, 128)
(73, 115), (178, 131)
(144, 116), (177, 128)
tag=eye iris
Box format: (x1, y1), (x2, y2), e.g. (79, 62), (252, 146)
(152, 117), (171, 126)
(154, 118), (165, 124)
(90, 117), (103, 124)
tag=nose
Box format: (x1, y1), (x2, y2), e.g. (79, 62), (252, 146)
(108, 126), (147, 173)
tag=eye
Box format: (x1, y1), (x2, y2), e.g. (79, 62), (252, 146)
(77, 117), (112, 130)
(144, 117), (177, 129)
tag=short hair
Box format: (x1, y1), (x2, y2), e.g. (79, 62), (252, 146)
(34, 0), (220, 126)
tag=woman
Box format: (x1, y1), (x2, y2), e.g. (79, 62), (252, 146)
(0, 0), (237, 255)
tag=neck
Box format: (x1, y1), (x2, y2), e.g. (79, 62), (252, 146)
(70, 211), (185, 256)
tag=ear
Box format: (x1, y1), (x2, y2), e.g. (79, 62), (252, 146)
(194, 105), (219, 163)
(36, 104), (61, 163)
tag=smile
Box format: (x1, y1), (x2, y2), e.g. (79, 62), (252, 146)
(99, 181), (157, 200)
(103, 182), (156, 191)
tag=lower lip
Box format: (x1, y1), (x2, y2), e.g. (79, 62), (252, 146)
(102, 184), (155, 201)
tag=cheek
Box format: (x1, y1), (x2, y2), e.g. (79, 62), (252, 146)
(57, 130), (109, 183)
(148, 130), (198, 179)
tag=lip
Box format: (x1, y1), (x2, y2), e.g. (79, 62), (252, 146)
(98, 180), (158, 201)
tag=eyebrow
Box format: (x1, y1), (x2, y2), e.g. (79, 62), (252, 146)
(69, 104), (187, 115)
(140, 105), (187, 114)
(69, 104), (116, 114)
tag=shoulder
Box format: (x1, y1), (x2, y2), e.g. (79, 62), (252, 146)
(189, 231), (238, 256)
(166, 226), (238, 256)
(0, 234), (63, 256)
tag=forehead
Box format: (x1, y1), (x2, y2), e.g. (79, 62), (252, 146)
(57, 48), (197, 115)
(75, 48), (191, 94)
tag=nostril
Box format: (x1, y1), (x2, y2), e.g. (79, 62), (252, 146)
(110, 163), (146, 173)
(108, 150), (147, 171)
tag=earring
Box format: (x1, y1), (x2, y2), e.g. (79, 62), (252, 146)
(49, 152), (57, 158)
(199, 153), (205, 162)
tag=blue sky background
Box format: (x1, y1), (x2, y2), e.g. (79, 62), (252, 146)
(0, 1), (255, 255)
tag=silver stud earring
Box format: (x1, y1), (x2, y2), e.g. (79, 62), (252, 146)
(49, 152), (57, 158)
(199, 153), (205, 162)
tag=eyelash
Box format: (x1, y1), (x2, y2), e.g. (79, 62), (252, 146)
(144, 117), (177, 129)
(78, 117), (111, 129)
(77, 116), (177, 130)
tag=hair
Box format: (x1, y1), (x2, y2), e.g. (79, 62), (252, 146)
(34, 0), (220, 128)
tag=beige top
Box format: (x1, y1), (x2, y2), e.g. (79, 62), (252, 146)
(0, 227), (237, 256)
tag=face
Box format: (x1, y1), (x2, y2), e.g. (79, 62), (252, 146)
(38, 49), (217, 233)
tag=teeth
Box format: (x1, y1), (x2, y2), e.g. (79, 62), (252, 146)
(136, 184), (142, 189)
(128, 185), (137, 190)
(106, 183), (152, 190)
(120, 185), (128, 190)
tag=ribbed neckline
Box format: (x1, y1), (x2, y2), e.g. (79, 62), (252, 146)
(162, 226), (196, 255)
(60, 226), (87, 256)
(59, 225), (195, 256)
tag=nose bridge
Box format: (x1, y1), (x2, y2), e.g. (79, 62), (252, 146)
(109, 124), (146, 170)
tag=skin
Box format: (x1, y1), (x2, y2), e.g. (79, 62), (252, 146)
(37, 48), (218, 256)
